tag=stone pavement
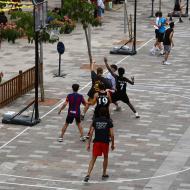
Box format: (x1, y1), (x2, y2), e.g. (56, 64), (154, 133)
(0, 0), (190, 189)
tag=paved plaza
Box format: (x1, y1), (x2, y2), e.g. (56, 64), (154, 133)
(0, 0), (190, 189)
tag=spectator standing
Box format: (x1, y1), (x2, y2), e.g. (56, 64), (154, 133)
(97, 0), (105, 21)
(162, 22), (174, 65)
(150, 11), (161, 55)
(0, 12), (8, 25)
(157, 12), (167, 55)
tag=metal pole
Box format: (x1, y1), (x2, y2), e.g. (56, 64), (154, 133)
(186, 0), (189, 15)
(124, 0), (127, 34)
(58, 53), (61, 76)
(159, 0), (161, 11)
(34, 5), (39, 121)
(34, 30), (39, 120)
(87, 0), (91, 54)
(61, 0), (64, 9)
(150, 0), (154, 17)
(133, 0), (137, 54)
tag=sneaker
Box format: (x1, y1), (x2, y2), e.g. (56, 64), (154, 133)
(163, 61), (171, 65)
(84, 175), (90, 182)
(155, 47), (160, 51)
(135, 112), (140, 119)
(150, 48), (156, 55)
(102, 174), (109, 180)
(80, 136), (86, 142)
(160, 49), (164, 55)
(84, 135), (89, 139)
(164, 61), (171, 65)
(58, 137), (63, 142)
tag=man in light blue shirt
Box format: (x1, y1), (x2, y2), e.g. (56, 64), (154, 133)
(157, 12), (167, 54)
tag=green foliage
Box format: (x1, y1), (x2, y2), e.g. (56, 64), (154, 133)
(61, 0), (101, 29)
(10, 11), (34, 43)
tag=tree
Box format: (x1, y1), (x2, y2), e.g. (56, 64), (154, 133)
(61, 0), (101, 63)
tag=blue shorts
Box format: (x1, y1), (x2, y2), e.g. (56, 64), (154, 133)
(97, 6), (103, 17)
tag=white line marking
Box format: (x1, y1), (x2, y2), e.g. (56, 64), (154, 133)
(0, 128), (29, 150)
(0, 181), (76, 190)
(0, 166), (190, 184)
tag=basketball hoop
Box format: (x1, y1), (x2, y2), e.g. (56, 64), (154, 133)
(47, 28), (60, 41)
(32, 0), (44, 5)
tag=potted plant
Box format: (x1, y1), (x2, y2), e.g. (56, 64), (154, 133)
(0, 22), (23, 43)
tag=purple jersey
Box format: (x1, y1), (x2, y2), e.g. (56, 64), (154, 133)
(66, 93), (85, 117)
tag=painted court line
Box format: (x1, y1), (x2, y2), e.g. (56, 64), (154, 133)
(0, 166), (190, 185)
(0, 128), (28, 150)
(0, 181), (76, 190)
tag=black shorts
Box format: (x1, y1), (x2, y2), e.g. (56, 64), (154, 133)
(157, 32), (164, 42)
(66, 115), (81, 124)
(112, 92), (130, 104)
(155, 29), (159, 39)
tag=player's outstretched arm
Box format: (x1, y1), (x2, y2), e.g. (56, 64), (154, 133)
(90, 60), (96, 71)
(104, 57), (115, 77)
(126, 76), (135, 85)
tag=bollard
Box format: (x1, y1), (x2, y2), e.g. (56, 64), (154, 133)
(169, 13), (173, 21)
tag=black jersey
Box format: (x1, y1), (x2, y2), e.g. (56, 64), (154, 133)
(163, 28), (173, 45)
(92, 116), (113, 144)
(115, 76), (128, 93)
(87, 71), (112, 98)
(114, 75), (134, 94)
(96, 91), (110, 108)
(94, 91), (110, 119)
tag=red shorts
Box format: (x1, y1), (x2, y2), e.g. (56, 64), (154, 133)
(93, 142), (109, 157)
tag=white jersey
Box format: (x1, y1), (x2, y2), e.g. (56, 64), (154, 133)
(106, 72), (116, 90)
(97, 0), (105, 9)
